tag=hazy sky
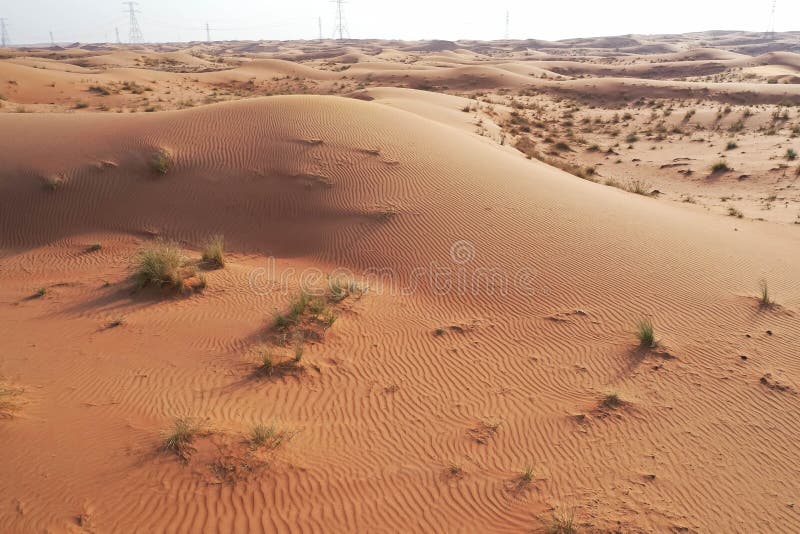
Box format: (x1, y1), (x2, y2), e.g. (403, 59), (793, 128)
(1, 0), (796, 45)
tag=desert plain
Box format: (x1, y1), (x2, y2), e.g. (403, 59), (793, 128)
(1, 31), (800, 533)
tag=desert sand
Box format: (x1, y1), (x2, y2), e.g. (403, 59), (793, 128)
(1, 31), (799, 533)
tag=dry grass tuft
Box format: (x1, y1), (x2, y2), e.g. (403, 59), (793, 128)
(201, 234), (225, 268)
(132, 240), (184, 289)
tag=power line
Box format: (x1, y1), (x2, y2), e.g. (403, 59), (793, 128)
(123, 1), (144, 44)
(331, 0), (348, 41)
(0, 18), (9, 47)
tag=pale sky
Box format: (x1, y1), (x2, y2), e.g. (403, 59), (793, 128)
(0, 0), (796, 45)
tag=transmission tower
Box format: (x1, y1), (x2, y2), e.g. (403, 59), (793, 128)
(122, 2), (143, 44)
(115, 27), (121, 44)
(49, 30), (55, 46)
(318, 17), (323, 42)
(331, 0), (348, 41)
(0, 18), (9, 48)
(205, 22), (211, 42)
(764, 0), (776, 40)
(504, 11), (510, 40)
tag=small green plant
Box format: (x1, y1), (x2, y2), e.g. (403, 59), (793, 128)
(259, 351), (274, 375)
(201, 234), (225, 268)
(711, 160), (730, 173)
(635, 318), (655, 348)
(197, 273), (207, 290)
(161, 418), (199, 459)
(288, 292), (310, 321)
(250, 423), (288, 449)
(86, 243), (102, 252)
(546, 507), (577, 534)
(520, 465), (534, 484)
(625, 133), (638, 144)
(33, 287), (47, 298)
(150, 149), (172, 175)
(132, 240), (184, 289)
(602, 392), (622, 409)
(448, 463), (463, 476)
(759, 279), (774, 308)
(293, 341), (304, 363)
(329, 278), (348, 302)
(274, 313), (289, 329)
(786, 148), (797, 161)
(725, 141), (738, 151)
(106, 317), (124, 328)
(322, 309), (337, 327)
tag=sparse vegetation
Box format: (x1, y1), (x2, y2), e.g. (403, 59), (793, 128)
(132, 240), (184, 289)
(727, 206), (744, 218)
(33, 287), (47, 298)
(250, 423), (289, 450)
(786, 148), (797, 161)
(161, 418), (200, 460)
(759, 279), (774, 308)
(150, 149), (172, 174)
(602, 392), (622, 409)
(88, 85), (110, 95)
(546, 508), (577, 534)
(42, 174), (65, 190)
(106, 317), (125, 328)
(635, 318), (655, 348)
(725, 141), (738, 151)
(259, 351), (274, 375)
(201, 234), (225, 268)
(711, 160), (730, 173)
(520, 465), (534, 484)
(625, 179), (651, 196)
(86, 243), (102, 252)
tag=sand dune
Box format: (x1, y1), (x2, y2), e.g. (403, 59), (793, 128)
(1, 33), (800, 533)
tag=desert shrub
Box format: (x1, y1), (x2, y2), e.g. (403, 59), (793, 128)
(150, 149), (172, 174)
(161, 418), (199, 459)
(201, 234), (225, 268)
(711, 160), (730, 173)
(635, 318), (655, 348)
(132, 240), (184, 288)
(727, 206), (744, 218)
(625, 179), (651, 196)
(250, 423), (288, 449)
(759, 279), (774, 307)
(602, 392), (622, 408)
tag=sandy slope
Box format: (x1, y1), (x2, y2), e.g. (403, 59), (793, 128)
(0, 93), (799, 533)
